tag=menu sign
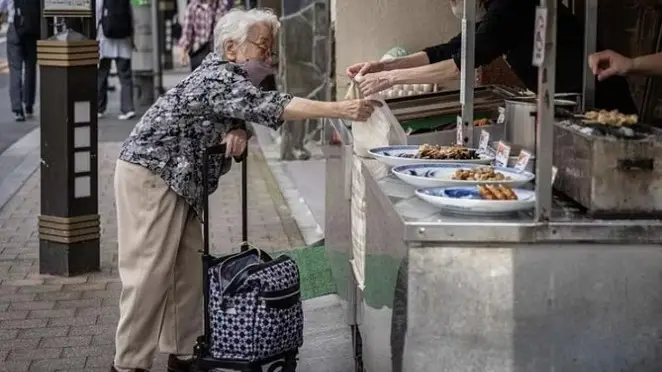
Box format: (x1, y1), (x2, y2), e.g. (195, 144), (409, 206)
(495, 141), (511, 167)
(513, 150), (532, 172)
(478, 130), (490, 154)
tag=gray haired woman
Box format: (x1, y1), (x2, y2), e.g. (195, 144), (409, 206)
(110, 8), (378, 372)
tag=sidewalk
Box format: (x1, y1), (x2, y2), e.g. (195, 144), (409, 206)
(0, 70), (351, 371)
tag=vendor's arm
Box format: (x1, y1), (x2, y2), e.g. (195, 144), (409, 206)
(364, 0), (522, 94)
(631, 52), (662, 75)
(207, 64), (379, 125)
(590, 50), (662, 79)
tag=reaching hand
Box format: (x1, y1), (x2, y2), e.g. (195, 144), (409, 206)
(222, 129), (248, 157)
(357, 71), (395, 97)
(346, 60), (385, 79)
(588, 49), (634, 81)
(338, 99), (382, 122)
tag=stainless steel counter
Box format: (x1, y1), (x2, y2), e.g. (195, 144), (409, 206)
(361, 158), (662, 244)
(358, 157), (662, 372)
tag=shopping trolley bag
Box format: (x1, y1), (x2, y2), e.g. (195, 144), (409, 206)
(194, 144), (303, 372)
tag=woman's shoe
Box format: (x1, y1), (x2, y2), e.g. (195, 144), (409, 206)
(167, 354), (196, 372)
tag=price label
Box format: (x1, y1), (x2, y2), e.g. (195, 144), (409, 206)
(478, 130), (490, 154)
(495, 141), (511, 168)
(513, 150), (532, 171)
(456, 115), (464, 145)
(551, 166), (558, 185)
(532, 6), (548, 67)
(497, 107), (506, 124)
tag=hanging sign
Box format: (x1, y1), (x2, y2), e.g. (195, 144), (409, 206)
(497, 107), (506, 124)
(456, 116), (464, 145)
(532, 6), (548, 67)
(44, 0), (91, 11)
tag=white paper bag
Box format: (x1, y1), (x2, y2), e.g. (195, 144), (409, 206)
(345, 80), (407, 157)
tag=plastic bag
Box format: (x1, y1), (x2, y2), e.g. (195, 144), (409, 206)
(345, 79), (407, 157)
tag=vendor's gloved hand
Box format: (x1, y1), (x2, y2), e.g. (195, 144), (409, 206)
(222, 129), (248, 158)
(357, 71), (396, 97)
(346, 60), (385, 79)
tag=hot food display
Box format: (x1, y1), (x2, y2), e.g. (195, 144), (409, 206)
(580, 110), (638, 126)
(397, 144), (480, 160)
(477, 184), (518, 200)
(452, 166), (511, 181)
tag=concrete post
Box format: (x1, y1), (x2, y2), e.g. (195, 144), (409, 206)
(37, 17), (101, 274)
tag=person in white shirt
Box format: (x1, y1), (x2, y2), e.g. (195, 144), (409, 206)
(97, 0), (136, 120)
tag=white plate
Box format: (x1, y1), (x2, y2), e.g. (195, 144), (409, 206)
(392, 163), (535, 188)
(415, 186), (536, 215)
(369, 145), (493, 167)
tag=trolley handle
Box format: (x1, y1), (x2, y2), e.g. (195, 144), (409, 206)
(202, 144), (249, 256)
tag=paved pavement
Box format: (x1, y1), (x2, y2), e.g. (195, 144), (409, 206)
(0, 71), (352, 371)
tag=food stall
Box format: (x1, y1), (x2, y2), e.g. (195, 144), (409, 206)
(324, 0), (662, 371)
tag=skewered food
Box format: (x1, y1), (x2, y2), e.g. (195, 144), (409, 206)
(582, 110), (637, 126)
(397, 144), (479, 160)
(477, 184), (518, 200)
(452, 166), (511, 181)
(474, 118), (490, 127)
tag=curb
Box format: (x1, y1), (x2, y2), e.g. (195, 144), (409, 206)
(252, 125), (324, 246)
(0, 128), (41, 212)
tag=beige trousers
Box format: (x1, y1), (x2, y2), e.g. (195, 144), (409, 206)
(113, 160), (203, 370)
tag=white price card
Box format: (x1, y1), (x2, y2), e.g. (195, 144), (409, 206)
(495, 141), (511, 168)
(456, 115), (464, 145)
(513, 150), (532, 171)
(551, 166), (558, 185)
(497, 107), (506, 124)
(532, 6), (548, 67)
(478, 130), (490, 154)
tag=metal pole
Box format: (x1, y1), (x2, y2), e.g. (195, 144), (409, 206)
(459, 0), (476, 148)
(150, 0), (163, 97)
(533, 0), (556, 222)
(581, 0), (597, 111)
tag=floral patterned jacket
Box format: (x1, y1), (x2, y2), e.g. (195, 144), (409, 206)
(118, 53), (293, 217)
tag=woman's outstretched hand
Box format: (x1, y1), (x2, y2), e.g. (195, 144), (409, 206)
(223, 129), (248, 157)
(337, 99), (382, 121)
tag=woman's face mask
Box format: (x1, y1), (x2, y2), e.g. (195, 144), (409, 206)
(451, 1), (486, 22)
(239, 59), (276, 90)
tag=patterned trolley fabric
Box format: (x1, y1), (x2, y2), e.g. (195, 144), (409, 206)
(207, 253), (304, 362)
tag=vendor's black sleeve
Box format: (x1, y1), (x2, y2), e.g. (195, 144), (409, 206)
(423, 0), (526, 68)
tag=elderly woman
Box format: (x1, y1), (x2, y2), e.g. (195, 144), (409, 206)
(110, 8), (377, 372)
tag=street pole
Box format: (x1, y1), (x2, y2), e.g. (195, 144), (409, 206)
(132, 0), (155, 105)
(38, 0), (101, 275)
(151, 0), (163, 96)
